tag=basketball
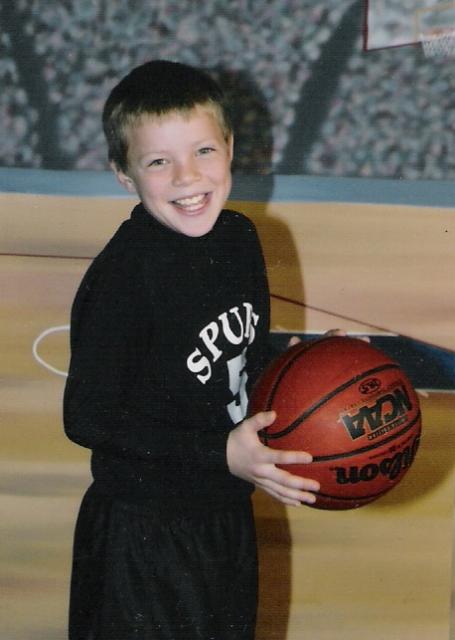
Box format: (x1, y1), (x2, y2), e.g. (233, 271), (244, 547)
(249, 336), (422, 510)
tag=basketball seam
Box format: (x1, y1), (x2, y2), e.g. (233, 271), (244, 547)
(263, 339), (324, 412)
(315, 489), (389, 503)
(263, 362), (401, 441)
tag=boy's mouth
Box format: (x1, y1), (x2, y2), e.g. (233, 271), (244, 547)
(172, 193), (208, 212)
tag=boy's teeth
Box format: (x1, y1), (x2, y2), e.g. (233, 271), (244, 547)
(174, 194), (205, 206)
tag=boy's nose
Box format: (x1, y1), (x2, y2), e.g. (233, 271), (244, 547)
(172, 159), (201, 186)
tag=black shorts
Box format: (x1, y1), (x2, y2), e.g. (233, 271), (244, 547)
(68, 485), (258, 640)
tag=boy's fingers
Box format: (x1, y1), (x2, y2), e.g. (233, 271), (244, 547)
(252, 420), (314, 465)
(259, 476), (319, 505)
(325, 328), (344, 337)
(272, 467), (320, 493)
(255, 462), (320, 493)
(269, 449), (313, 465)
(246, 410), (276, 432)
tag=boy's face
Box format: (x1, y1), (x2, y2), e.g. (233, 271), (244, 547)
(114, 106), (233, 238)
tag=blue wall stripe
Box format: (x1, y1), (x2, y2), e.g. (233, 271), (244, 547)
(1, 167), (455, 208)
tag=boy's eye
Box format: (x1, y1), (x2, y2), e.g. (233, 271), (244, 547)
(198, 147), (215, 155)
(148, 158), (167, 167)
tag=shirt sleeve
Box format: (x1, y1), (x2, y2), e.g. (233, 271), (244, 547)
(63, 250), (229, 472)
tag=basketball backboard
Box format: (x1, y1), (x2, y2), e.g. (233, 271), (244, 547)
(363, 0), (455, 56)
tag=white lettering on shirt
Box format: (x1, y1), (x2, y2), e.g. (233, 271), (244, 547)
(186, 302), (259, 385)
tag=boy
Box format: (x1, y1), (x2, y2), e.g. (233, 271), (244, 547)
(64, 60), (319, 640)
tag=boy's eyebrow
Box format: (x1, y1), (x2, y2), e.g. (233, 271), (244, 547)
(137, 137), (223, 159)
(138, 148), (169, 158)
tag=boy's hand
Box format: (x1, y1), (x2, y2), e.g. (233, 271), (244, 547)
(227, 411), (320, 507)
(324, 328), (370, 342)
(236, 331), (367, 506)
(289, 329), (370, 347)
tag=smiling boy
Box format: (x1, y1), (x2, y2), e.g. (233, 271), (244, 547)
(64, 60), (319, 640)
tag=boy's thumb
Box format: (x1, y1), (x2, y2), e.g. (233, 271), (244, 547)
(247, 410), (276, 432)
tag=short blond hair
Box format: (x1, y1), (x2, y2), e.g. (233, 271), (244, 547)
(102, 60), (232, 172)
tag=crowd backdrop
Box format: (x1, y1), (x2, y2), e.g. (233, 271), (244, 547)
(2, 0), (455, 179)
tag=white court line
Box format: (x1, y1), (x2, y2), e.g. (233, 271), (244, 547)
(32, 325), (69, 377)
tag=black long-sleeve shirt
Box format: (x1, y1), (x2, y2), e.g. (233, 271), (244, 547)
(64, 204), (271, 508)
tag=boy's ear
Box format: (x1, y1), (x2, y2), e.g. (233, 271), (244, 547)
(111, 162), (137, 195)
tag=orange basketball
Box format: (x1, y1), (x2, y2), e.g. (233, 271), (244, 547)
(249, 336), (421, 510)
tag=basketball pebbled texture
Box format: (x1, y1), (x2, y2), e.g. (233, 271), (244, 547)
(249, 336), (421, 510)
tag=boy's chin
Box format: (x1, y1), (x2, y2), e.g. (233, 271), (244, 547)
(179, 220), (217, 238)
(145, 203), (222, 238)
(171, 211), (220, 238)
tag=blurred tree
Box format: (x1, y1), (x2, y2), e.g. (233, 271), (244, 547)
(1, 3), (71, 168)
(278, 1), (361, 174)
